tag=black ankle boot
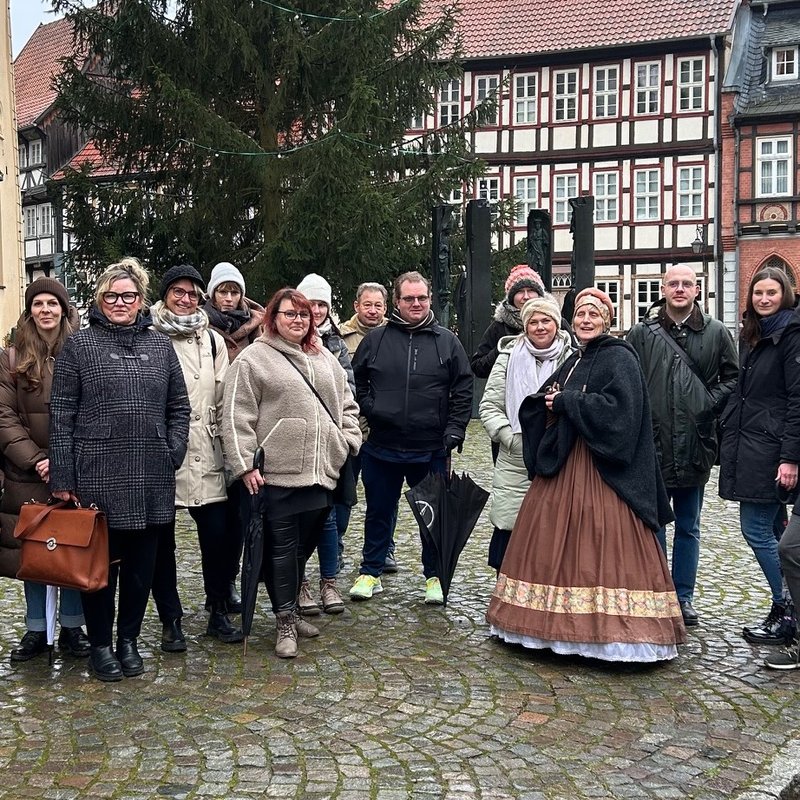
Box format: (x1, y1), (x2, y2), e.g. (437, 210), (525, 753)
(207, 602), (244, 643)
(115, 638), (144, 677)
(58, 627), (91, 658)
(161, 619), (187, 653)
(10, 630), (48, 663)
(89, 645), (123, 682)
(743, 603), (788, 645)
(226, 581), (242, 614)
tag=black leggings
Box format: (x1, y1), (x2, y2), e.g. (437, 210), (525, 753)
(263, 508), (329, 613)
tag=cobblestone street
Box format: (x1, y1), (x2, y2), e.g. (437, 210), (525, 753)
(0, 421), (798, 799)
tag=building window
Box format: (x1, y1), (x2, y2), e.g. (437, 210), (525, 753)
(773, 47), (799, 81)
(24, 207), (37, 239)
(593, 171), (618, 222)
(515, 74), (537, 124)
(409, 111), (424, 129)
(677, 58), (704, 111)
(596, 280), (620, 326)
(514, 176), (538, 226)
(593, 66), (618, 118)
(39, 203), (53, 237)
(635, 62), (660, 115)
(18, 145), (27, 169)
(553, 69), (578, 122)
(554, 174), (578, 223)
(476, 76), (499, 125)
(758, 137), (792, 196)
(677, 166), (704, 218)
(634, 169), (660, 220)
(635, 279), (662, 322)
(29, 140), (42, 165)
(477, 177), (500, 202)
(439, 79), (460, 126)
(447, 186), (463, 227)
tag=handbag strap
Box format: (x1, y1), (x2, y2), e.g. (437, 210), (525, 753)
(14, 501), (67, 539)
(280, 352), (338, 425)
(645, 319), (712, 398)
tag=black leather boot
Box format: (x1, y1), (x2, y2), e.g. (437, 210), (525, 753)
(89, 645), (123, 682)
(743, 603), (788, 645)
(161, 619), (187, 653)
(226, 581), (242, 614)
(115, 638), (144, 677)
(206, 602), (244, 644)
(10, 630), (48, 663)
(58, 627), (91, 658)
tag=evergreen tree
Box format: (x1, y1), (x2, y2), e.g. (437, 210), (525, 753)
(51, 0), (492, 310)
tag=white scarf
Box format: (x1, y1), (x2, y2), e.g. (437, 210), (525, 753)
(151, 300), (209, 337)
(505, 335), (565, 433)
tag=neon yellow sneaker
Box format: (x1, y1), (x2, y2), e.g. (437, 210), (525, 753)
(349, 574), (383, 600)
(424, 577), (444, 605)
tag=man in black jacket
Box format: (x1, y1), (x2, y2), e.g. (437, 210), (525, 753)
(627, 264), (738, 627)
(349, 271), (473, 604)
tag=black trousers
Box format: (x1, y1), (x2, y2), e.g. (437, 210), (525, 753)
(81, 524), (164, 647)
(263, 507), (329, 614)
(225, 482), (247, 582)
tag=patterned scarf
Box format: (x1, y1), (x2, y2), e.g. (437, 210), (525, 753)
(389, 308), (436, 331)
(150, 300), (208, 337)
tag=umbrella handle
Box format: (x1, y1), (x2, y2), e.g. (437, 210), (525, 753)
(253, 447), (265, 475)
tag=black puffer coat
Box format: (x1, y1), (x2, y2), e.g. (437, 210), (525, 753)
(719, 307), (800, 503)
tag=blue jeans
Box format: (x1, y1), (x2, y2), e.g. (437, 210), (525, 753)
(316, 507), (340, 580)
(24, 582), (84, 631)
(656, 486), (704, 603)
(359, 449), (445, 578)
(740, 501), (785, 605)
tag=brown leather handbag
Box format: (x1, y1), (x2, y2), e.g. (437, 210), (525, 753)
(13, 501), (109, 592)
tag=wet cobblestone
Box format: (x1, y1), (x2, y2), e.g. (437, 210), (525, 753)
(0, 421), (798, 799)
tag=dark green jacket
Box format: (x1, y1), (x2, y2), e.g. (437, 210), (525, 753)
(626, 301), (738, 488)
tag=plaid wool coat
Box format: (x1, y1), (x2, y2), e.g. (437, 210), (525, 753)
(49, 308), (190, 529)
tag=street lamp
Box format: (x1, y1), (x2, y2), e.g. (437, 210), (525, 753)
(691, 224), (706, 256)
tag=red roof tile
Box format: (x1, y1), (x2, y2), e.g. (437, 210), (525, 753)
(14, 16), (84, 129)
(446, 0), (737, 59)
(52, 140), (121, 180)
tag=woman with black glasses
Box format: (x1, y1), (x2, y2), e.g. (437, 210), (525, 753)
(222, 289), (361, 658)
(49, 258), (190, 681)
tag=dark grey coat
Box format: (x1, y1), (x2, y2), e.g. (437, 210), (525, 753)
(49, 308), (190, 529)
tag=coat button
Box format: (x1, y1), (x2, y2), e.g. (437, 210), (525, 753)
(194, 374), (200, 379)
(195, 456), (201, 462)
(195, 415), (201, 421)
(194, 499), (200, 505)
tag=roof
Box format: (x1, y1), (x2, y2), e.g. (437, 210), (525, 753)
(14, 16), (83, 129)
(52, 140), (120, 180)
(449, 0), (737, 60)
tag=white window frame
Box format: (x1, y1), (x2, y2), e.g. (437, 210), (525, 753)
(677, 166), (704, 218)
(553, 69), (579, 122)
(635, 62), (660, 115)
(24, 207), (37, 239)
(757, 136), (792, 197)
(635, 279), (662, 323)
(773, 47), (799, 81)
(593, 171), (619, 223)
(439, 79), (460, 126)
(477, 177), (500, 203)
(596, 279), (620, 327)
(18, 144), (27, 169)
(514, 73), (537, 124)
(593, 66), (618, 119)
(475, 75), (499, 126)
(634, 168), (660, 220)
(409, 111), (424, 129)
(38, 203), (53, 237)
(447, 186), (463, 227)
(28, 140), (42, 165)
(554, 173), (578, 224)
(514, 176), (538, 226)
(677, 57), (705, 112)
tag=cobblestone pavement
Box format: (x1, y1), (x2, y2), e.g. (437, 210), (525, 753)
(0, 421), (798, 799)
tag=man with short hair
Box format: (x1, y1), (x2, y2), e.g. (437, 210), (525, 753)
(627, 264), (738, 626)
(350, 271), (473, 603)
(340, 282), (389, 357)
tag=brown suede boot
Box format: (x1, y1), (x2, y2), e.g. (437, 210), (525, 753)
(275, 611), (298, 658)
(320, 578), (345, 614)
(293, 612), (320, 638)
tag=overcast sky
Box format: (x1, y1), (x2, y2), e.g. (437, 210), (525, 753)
(9, 1), (64, 57)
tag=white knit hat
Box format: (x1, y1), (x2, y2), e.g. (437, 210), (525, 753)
(521, 294), (562, 328)
(208, 262), (246, 298)
(296, 273), (332, 307)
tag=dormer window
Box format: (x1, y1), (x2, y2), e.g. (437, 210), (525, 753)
(773, 47), (798, 81)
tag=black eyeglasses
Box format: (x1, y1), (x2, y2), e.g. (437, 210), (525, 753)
(170, 287), (200, 302)
(102, 291), (140, 305)
(399, 295), (430, 304)
(277, 310), (311, 321)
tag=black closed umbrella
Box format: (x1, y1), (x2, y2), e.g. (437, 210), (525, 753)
(405, 471), (489, 606)
(241, 447), (266, 654)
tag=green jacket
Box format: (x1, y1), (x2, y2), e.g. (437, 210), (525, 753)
(626, 301), (738, 488)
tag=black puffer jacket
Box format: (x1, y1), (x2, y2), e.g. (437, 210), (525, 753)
(470, 302), (522, 378)
(719, 307), (800, 503)
(353, 318), (473, 452)
(626, 301), (738, 488)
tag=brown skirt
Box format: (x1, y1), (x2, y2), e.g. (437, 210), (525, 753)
(486, 437), (686, 662)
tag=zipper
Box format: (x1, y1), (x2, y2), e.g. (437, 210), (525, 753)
(403, 333), (413, 428)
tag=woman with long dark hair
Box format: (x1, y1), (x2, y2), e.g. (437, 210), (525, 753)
(719, 266), (800, 646)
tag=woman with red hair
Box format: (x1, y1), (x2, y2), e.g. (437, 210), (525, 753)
(222, 289), (361, 658)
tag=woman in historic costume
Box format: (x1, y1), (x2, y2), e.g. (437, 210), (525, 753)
(479, 294), (574, 573)
(486, 287), (686, 662)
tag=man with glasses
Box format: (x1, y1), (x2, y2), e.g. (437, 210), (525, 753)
(626, 264), (738, 627)
(349, 271), (473, 604)
(340, 282), (389, 357)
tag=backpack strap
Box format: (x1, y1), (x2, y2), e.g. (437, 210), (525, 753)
(208, 330), (217, 362)
(645, 319), (711, 397)
(7, 346), (16, 386)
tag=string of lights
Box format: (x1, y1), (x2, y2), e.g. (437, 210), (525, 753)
(253, 0), (412, 22)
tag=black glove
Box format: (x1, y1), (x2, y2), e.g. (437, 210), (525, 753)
(444, 434), (464, 454)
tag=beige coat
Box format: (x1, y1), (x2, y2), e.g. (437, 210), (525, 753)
(339, 313), (387, 358)
(222, 332), (361, 488)
(170, 328), (229, 507)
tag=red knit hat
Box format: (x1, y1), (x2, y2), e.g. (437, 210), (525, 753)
(504, 264), (544, 304)
(574, 287), (615, 324)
